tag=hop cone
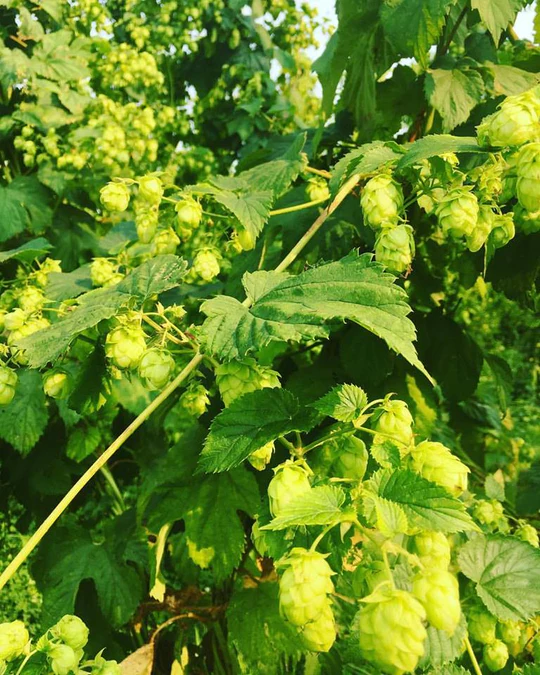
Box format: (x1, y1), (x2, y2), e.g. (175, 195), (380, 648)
(215, 358), (280, 406)
(515, 522), (539, 547)
(0, 620), (29, 661)
(299, 604), (336, 652)
(105, 325), (146, 370)
(332, 435), (368, 480)
(436, 187), (479, 239)
(467, 205), (494, 253)
(358, 588), (427, 675)
(268, 462), (311, 517)
(373, 399), (414, 451)
(467, 606), (497, 645)
(361, 174), (404, 228)
(412, 570), (461, 634)
(412, 531), (451, 569)
(516, 142), (540, 212)
(374, 224), (414, 274)
(410, 440), (469, 496)
(483, 639), (509, 672)
(0, 366), (17, 406)
(477, 88), (540, 148)
(278, 548), (334, 626)
(489, 213), (515, 249)
(100, 182), (130, 212)
(138, 348), (175, 389)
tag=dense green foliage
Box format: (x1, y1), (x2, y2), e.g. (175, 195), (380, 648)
(0, 0), (539, 673)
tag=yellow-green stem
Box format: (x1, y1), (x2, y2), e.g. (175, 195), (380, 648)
(465, 635), (483, 675)
(0, 352), (204, 593)
(274, 173), (361, 274)
(269, 197), (328, 216)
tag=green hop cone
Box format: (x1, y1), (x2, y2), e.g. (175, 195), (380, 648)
(358, 588), (427, 675)
(360, 174), (404, 229)
(179, 383), (209, 417)
(410, 440), (469, 496)
(489, 213), (515, 249)
(516, 142), (540, 212)
(412, 531), (451, 569)
(0, 366), (17, 406)
(278, 548), (334, 626)
(374, 224), (414, 274)
(17, 286), (45, 313)
(90, 258), (118, 287)
(175, 198), (202, 231)
(473, 499), (504, 526)
(51, 615), (89, 650)
(193, 249), (221, 281)
(0, 620), (29, 661)
(497, 620), (522, 646)
(4, 308), (27, 331)
(150, 228), (180, 255)
(514, 204), (540, 235)
(215, 357), (280, 407)
(48, 644), (80, 675)
(104, 325), (146, 370)
(236, 228), (256, 251)
(477, 90), (540, 148)
(332, 435), (368, 480)
(100, 182), (130, 212)
(43, 369), (72, 400)
(373, 399), (414, 451)
(515, 522), (539, 547)
(138, 175), (163, 205)
(92, 655), (122, 675)
(135, 205), (158, 244)
(436, 187), (479, 239)
(467, 205), (495, 253)
(268, 462), (311, 518)
(305, 178), (330, 203)
(467, 606), (497, 645)
(483, 639), (509, 672)
(412, 569), (461, 635)
(299, 604), (336, 652)
(138, 348), (175, 389)
(248, 441), (274, 471)
(470, 157), (504, 198)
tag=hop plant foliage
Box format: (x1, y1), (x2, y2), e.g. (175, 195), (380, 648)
(0, 1), (539, 673)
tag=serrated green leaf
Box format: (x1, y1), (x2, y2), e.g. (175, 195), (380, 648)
(66, 424), (101, 462)
(0, 176), (52, 243)
(367, 469), (478, 533)
(227, 582), (302, 673)
(183, 467), (259, 580)
(370, 495), (409, 536)
(426, 67), (485, 132)
(329, 141), (403, 194)
(213, 189), (274, 239)
(45, 266), (93, 302)
(381, 0), (453, 68)
(0, 370), (48, 455)
(0, 237), (52, 263)
(471, 0), (522, 43)
(312, 384), (368, 422)
(419, 615), (467, 670)
(18, 256), (187, 368)
(262, 485), (347, 530)
(484, 474), (505, 501)
(199, 389), (319, 473)
(458, 534), (540, 621)
(33, 523), (144, 628)
(488, 64), (540, 96)
(397, 135), (485, 170)
(201, 252), (429, 380)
